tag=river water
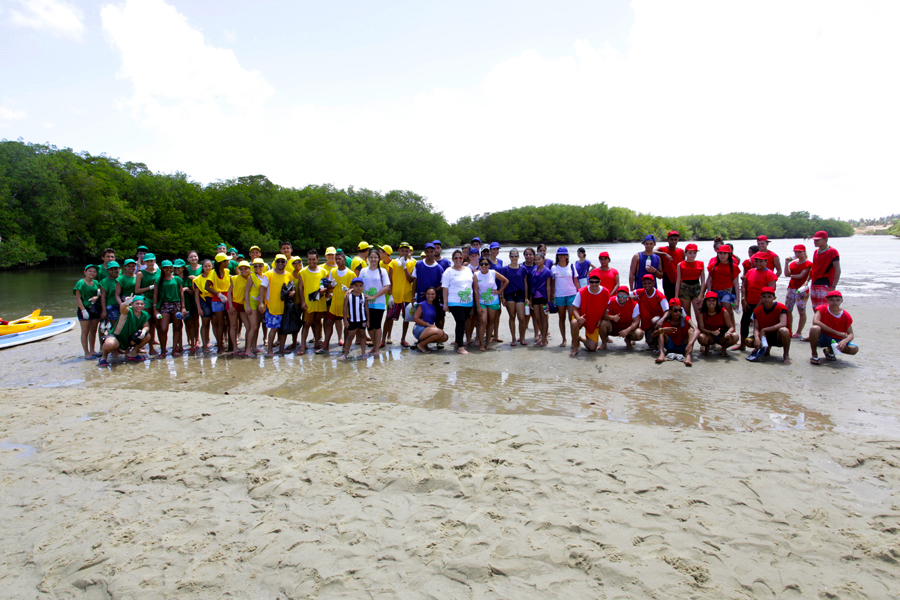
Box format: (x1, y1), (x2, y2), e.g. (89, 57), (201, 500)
(2, 236), (899, 434)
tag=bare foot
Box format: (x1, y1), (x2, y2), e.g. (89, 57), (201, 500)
(599, 342), (607, 350)
(510, 341), (518, 347)
(684, 356), (692, 366)
(569, 347), (579, 357)
(492, 337), (503, 343)
(457, 348), (469, 355)
(479, 345), (487, 352)
(655, 355), (667, 363)
(783, 357), (792, 365)
(558, 341), (567, 348)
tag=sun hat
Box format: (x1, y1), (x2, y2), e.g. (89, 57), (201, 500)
(131, 295), (146, 303)
(216, 242), (226, 248)
(471, 237), (481, 243)
(160, 259), (173, 267)
(399, 242), (412, 249)
(669, 298), (682, 307)
(137, 245), (149, 252)
(432, 240), (442, 246)
(274, 254), (287, 262)
(84, 264), (97, 272)
(325, 246), (336, 255)
(291, 256), (302, 263)
(752, 252), (768, 261)
(143, 253), (156, 261)
(813, 230), (829, 240)
(424, 243), (435, 250)
(228, 247), (238, 254)
(469, 247), (479, 255)
(173, 259), (186, 267)
(642, 274), (655, 281)
(588, 272), (601, 281)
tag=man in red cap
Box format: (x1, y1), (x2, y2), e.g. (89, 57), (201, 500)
(749, 287), (791, 364)
(736, 252), (777, 351)
(755, 235), (782, 277)
(634, 274), (669, 352)
(653, 298), (698, 365)
(600, 285), (642, 349)
(595, 252), (619, 293)
(784, 244), (813, 338)
(809, 230), (840, 310)
(569, 271), (610, 356)
(657, 230), (684, 300)
(808, 290), (857, 364)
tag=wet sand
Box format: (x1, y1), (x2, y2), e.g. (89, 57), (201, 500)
(1, 299), (899, 597)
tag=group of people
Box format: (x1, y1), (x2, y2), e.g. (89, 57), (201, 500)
(72, 231), (857, 368)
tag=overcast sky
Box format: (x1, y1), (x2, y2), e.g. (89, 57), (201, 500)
(2, 0), (898, 221)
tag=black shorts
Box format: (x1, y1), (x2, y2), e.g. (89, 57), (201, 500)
(346, 320), (366, 331)
(531, 297), (547, 306)
(367, 308), (384, 331)
(764, 331), (784, 347)
(76, 309), (100, 321)
(506, 290), (525, 303)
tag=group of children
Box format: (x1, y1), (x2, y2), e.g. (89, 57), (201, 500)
(72, 232), (857, 367)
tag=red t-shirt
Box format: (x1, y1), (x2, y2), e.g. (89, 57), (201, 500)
(815, 304), (853, 336)
(810, 247), (840, 286)
(661, 316), (692, 346)
(746, 268), (777, 304)
(607, 296), (639, 330)
(573, 286), (609, 334)
(707, 259), (738, 291)
(742, 259), (752, 276)
(787, 260), (813, 290)
(659, 246), (684, 282)
(590, 267), (619, 293)
(758, 249), (779, 271)
(678, 260), (704, 281)
(635, 289), (668, 330)
(708, 255), (740, 269)
(752, 302), (787, 331)
(700, 307), (727, 331)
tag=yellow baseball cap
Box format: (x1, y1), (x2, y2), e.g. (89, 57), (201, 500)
(358, 241), (370, 250)
(252, 258), (266, 265)
(381, 245), (393, 254)
(215, 253), (229, 262)
(291, 256), (303, 263)
(238, 261), (251, 268)
(274, 254), (287, 261)
(325, 246), (336, 255)
(249, 245), (261, 252)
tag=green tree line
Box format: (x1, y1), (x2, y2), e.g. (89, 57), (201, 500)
(0, 140), (853, 268)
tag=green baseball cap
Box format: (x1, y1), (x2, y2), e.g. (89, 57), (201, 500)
(143, 253), (156, 261)
(173, 259), (186, 268)
(160, 259), (173, 267)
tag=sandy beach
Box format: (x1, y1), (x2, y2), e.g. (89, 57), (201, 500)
(2, 296), (900, 598)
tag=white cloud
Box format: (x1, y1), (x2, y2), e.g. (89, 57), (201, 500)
(9, 0), (85, 39)
(0, 106), (27, 120)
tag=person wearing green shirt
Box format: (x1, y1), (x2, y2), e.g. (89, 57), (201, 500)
(228, 247), (240, 274)
(99, 261), (122, 324)
(152, 260), (186, 357)
(98, 248), (116, 280)
(74, 264), (102, 359)
(98, 295), (151, 366)
(135, 253), (161, 355)
(183, 251), (202, 352)
(116, 259), (137, 305)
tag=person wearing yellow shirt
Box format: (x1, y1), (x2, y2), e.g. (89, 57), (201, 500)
(193, 259), (213, 352)
(391, 242), (418, 347)
(203, 253), (232, 353)
(229, 261), (252, 355)
(244, 258), (268, 357)
(351, 241), (370, 274)
(261, 254), (294, 357)
(297, 249), (330, 354)
(324, 249), (356, 353)
(378, 245), (397, 346)
(248, 245), (270, 271)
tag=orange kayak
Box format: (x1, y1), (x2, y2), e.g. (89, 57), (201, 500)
(0, 310), (53, 336)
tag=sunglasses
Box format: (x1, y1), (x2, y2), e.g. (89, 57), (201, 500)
(275, 260), (286, 264)
(479, 262), (490, 266)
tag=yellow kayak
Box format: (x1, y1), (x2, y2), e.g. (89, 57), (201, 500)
(0, 310), (53, 336)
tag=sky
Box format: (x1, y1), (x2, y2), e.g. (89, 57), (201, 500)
(1, 0), (898, 222)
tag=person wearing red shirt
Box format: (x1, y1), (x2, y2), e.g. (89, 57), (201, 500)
(808, 290), (857, 365)
(704, 245), (741, 320)
(593, 253), (619, 293)
(601, 285), (642, 349)
(657, 230), (684, 300)
(737, 253), (778, 351)
(809, 230), (841, 309)
(755, 235), (782, 277)
(784, 244), (813, 339)
(653, 298), (698, 366)
(569, 272), (610, 356)
(697, 292), (739, 357)
(741, 244), (758, 278)
(749, 287), (791, 364)
(675, 243), (705, 318)
(634, 274), (669, 352)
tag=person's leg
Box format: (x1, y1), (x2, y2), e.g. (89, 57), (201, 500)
(157, 314), (170, 356)
(492, 301), (502, 342)
(737, 303), (755, 350)
(684, 329), (698, 366)
(211, 312), (224, 352)
(147, 312), (158, 355)
(531, 308), (543, 345)
(382, 309), (394, 345)
(99, 336), (121, 364)
(656, 332), (669, 362)
(245, 311), (258, 356)
(515, 302), (527, 344)
(476, 308), (487, 350)
(172, 317), (184, 353)
(796, 296), (808, 338)
(449, 306), (468, 353)
(323, 317), (335, 353)
(79, 319), (91, 358)
(569, 320), (582, 356)
(627, 328), (643, 349)
(312, 314), (324, 350)
(340, 324), (354, 357)
(88, 319), (100, 355)
(298, 315), (311, 354)
(367, 309), (384, 356)
(356, 328), (367, 357)
(336, 318), (344, 346)
(557, 304), (568, 347)
(778, 327), (791, 364)
(485, 309), (498, 350)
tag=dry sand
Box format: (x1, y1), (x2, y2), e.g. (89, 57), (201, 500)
(2, 386), (899, 599)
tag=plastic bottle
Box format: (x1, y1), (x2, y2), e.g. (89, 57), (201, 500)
(645, 256), (652, 269)
(525, 304), (531, 316)
(733, 301), (741, 314)
(831, 340), (842, 355)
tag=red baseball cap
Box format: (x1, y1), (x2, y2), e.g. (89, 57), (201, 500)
(757, 235), (769, 242)
(616, 286), (630, 294)
(761, 286), (776, 295)
(669, 298), (682, 307)
(598, 251), (610, 258)
(813, 230), (828, 240)
(685, 243), (698, 252)
(752, 252), (768, 261)
(704, 291), (718, 299)
(793, 244), (806, 252)
(667, 230), (680, 238)
(642, 274), (656, 281)
(826, 290), (842, 298)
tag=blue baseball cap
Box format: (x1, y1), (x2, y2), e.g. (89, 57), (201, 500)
(490, 242), (500, 249)
(424, 243), (435, 250)
(557, 247), (568, 254)
(351, 277), (363, 284)
(643, 234), (656, 243)
(432, 240), (442, 246)
(472, 237), (481, 243)
(468, 247), (479, 255)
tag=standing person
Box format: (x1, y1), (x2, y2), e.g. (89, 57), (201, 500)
(594, 252), (619, 293)
(465, 246), (479, 270)
(653, 299), (698, 366)
(74, 264), (102, 359)
(487, 242), (504, 342)
(351, 241), (370, 274)
(171, 259), (189, 355)
(280, 241), (294, 264)
(536, 244), (554, 269)
(741, 245), (759, 277)
(548, 248), (580, 348)
(183, 251), (203, 352)
(748, 287), (791, 364)
(248, 245), (268, 270)
(809, 230), (841, 311)
(674, 243), (705, 318)
(574, 247), (595, 289)
(324, 250), (355, 353)
(433, 240), (451, 270)
(135, 253), (161, 355)
(501, 248), (528, 346)
(361, 248), (391, 357)
(194, 259), (214, 352)
(322, 246), (341, 344)
(390, 242), (417, 348)
(658, 230), (684, 300)
(323, 246), (338, 272)
(203, 253), (232, 353)
(99, 261), (122, 328)
(755, 235), (782, 277)
(441, 249), (478, 354)
(808, 290), (858, 364)
(600, 285), (642, 349)
(97, 295), (151, 367)
(629, 235), (663, 290)
(412, 287), (448, 353)
(244, 258), (268, 357)
(378, 245), (397, 346)
(784, 244), (813, 339)
(737, 252), (778, 351)
(115, 259), (137, 305)
(470, 237), (482, 252)
(152, 260), (185, 357)
(634, 274), (669, 352)
(297, 249), (329, 354)
(696, 292), (739, 356)
(98, 248), (117, 280)
(229, 261), (252, 355)
(261, 255), (294, 357)
(704, 244), (741, 324)
(527, 253), (552, 346)
(135, 246), (149, 271)
(340, 278), (369, 360)
(227, 248), (240, 274)
(475, 257), (508, 351)
(569, 271), (610, 356)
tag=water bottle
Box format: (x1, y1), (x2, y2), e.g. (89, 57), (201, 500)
(645, 257), (652, 269)
(733, 301), (741, 314)
(831, 340), (842, 355)
(175, 311), (185, 320)
(525, 304), (531, 316)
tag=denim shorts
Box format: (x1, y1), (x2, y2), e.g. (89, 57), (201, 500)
(505, 290), (525, 303)
(817, 334), (857, 349)
(715, 289), (736, 304)
(554, 294), (576, 307)
(199, 297), (213, 319)
(105, 305), (120, 322)
(413, 324), (426, 339)
(211, 301), (226, 313)
(665, 339), (687, 354)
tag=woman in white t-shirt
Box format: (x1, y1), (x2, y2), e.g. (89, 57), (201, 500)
(361, 248), (391, 356)
(475, 257), (509, 351)
(548, 247), (580, 348)
(441, 249), (478, 354)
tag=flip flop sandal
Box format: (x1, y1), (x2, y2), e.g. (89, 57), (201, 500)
(314, 349), (325, 355)
(97, 359), (110, 367)
(746, 348), (763, 361)
(400, 341), (411, 348)
(825, 353), (837, 361)
(810, 357), (821, 365)
(126, 355), (146, 362)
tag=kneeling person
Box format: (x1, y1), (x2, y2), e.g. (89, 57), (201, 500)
(569, 272), (610, 356)
(98, 295), (152, 366)
(653, 299), (698, 366)
(600, 285), (642, 349)
(750, 287), (791, 364)
(808, 290), (857, 365)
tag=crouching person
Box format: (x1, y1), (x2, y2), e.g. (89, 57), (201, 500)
(600, 285), (643, 349)
(653, 298), (698, 366)
(98, 295), (152, 366)
(748, 287), (791, 364)
(808, 290), (858, 365)
(569, 272), (610, 356)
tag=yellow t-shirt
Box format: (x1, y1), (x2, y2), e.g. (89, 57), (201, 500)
(247, 273), (264, 304)
(265, 271), (294, 315)
(329, 267), (357, 317)
(350, 256), (367, 273)
(391, 258), (417, 303)
(194, 273), (212, 299)
(231, 274), (249, 305)
(209, 269), (231, 295)
(299, 266), (329, 313)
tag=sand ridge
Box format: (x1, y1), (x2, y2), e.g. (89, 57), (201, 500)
(1, 387), (898, 599)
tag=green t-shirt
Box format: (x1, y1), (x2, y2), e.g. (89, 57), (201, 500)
(228, 260), (239, 273)
(157, 276), (184, 305)
(73, 279), (100, 306)
(99, 277), (119, 305)
(138, 268), (160, 292)
(114, 308), (149, 346)
(117, 274), (136, 299)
